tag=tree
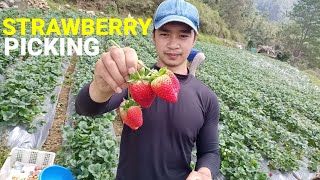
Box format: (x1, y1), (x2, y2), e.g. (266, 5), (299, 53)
(245, 14), (279, 45)
(290, 0), (320, 49)
(255, 0), (297, 22)
(217, 0), (255, 32)
(286, 0), (320, 67)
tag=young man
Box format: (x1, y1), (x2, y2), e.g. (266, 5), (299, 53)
(188, 49), (206, 77)
(75, 0), (220, 179)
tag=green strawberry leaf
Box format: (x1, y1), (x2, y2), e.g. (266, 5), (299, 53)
(158, 67), (167, 76)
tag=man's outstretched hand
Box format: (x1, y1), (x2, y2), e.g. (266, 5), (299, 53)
(186, 167), (212, 180)
(89, 46), (139, 103)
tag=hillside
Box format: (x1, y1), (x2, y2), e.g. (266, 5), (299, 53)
(196, 42), (320, 178)
(255, 0), (298, 21)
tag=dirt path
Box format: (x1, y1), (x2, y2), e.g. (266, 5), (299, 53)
(42, 56), (77, 153)
(113, 115), (123, 143)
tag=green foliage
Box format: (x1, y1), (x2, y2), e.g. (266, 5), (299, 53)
(303, 70), (320, 87)
(276, 50), (292, 62)
(104, 1), (119, 16)
(247, 40), (256, 48)
(0, 9), (81, 131)
(198, 34), (224, 46)
(112, 0), (233, 39)
(289, 0), (320, 35)
(0, 8), (44, 74)
(280, 0), (320, 69)
(57, 114), (118, 180)
(60, 34), (124, 179)
(230, 30), (245, 43)
(2, 3), (319, 180)
(197, 34), (236, 47)
(187, 0), (231, 38)
(69, 25), (320, 179)
(115, 0), (157, 17)
(196, 42), (320, 178)
(245, 14), (280, 45)
(255, 0), (297, 22)
(0, 56), (64, 131)
(217, 0), (255, 32)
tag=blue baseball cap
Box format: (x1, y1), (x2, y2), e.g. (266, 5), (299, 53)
(153, 0), (200, 33)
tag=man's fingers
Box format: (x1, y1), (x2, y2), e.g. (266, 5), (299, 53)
(186, 171), (201, 180)
(105, 59), (127, 89)
(123, 47), (138, 74)
(120, 83), (129, 90)
(101, 52), (127, 88)
(96, 58), (122, 93)
(110, 47), (129, 78)
(108, 45), (118, 51)
(97, 47), (139, 94)
(137, 62), (143, 70)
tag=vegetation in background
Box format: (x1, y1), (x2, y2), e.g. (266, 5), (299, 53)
(1, 1), (319, 179)
(279, 0), (320, 69)
(255, 0), (297, 22)
(303, 70), (320, 87)
(197, 42), (320, 177)
(188, 0), (231, 39)
(48, 0), (320, 74)
(58, 114), (118, 180)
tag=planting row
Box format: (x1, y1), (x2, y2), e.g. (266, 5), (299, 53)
(197, 43), (320, 178)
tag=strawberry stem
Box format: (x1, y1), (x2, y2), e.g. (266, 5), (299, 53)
(139, 63), (157, 75)
(109, 40), (121, 48)
(128, 88), (131, 100)
(137, 71), (142, 79)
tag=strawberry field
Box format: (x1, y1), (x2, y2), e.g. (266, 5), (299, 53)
(1, 8), (319, 180)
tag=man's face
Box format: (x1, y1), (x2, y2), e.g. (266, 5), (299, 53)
(153, 22), (196, 71)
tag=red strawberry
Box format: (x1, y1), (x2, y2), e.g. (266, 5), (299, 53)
(151, 74), (178, 103)
(129, 80), (156, 108)
(119, 100), (143, 130)
(166, 70), (180, 93)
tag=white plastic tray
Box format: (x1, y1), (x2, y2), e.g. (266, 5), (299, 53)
(0, 147), (55, 179)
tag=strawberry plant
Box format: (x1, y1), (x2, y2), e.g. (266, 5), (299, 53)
(0, 56), (65, 131)
(60, 50), (121, 179)
(196, 42), (320, 178)
(3, 8), (317, 179)
(0, 8), (86, 131)
(57, 114), (118, 180)
(68, 33), (319, 179)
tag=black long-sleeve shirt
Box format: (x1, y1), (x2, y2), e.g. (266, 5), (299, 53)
(75, 66), (220, 180)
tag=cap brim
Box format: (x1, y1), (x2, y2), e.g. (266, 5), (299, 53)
(154, 15), (198, 34)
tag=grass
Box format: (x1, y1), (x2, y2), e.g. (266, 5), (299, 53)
(0, 147), (10, 167)
(46, 0), (78, 11)
(198, 33), (236, 47)
(0, 131), (10, 168)
(303, 69), (320, 87)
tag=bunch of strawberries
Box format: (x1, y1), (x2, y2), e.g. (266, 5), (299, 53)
(108, 40), (180, 130)
(119, 64), (180, 130)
